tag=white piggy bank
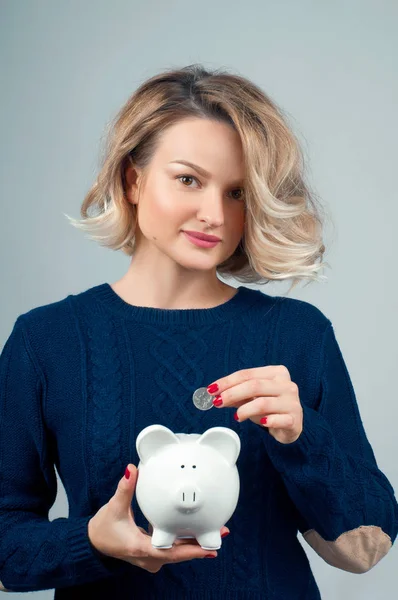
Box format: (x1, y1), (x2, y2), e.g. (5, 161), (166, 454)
(135, 424), (241, 550)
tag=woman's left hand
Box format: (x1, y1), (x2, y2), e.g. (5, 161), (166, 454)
(207, 365), (303, 445)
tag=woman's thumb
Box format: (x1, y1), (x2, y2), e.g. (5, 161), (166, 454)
(111, 464), (138, 517)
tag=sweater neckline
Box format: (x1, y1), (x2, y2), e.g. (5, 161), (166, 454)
(88, 282), (262, 325)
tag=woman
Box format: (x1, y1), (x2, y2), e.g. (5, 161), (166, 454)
(0, 64), (396, 599)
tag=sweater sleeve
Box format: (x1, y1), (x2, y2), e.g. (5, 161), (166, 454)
(262, 321), (398, 574)
(0, 316), (130, 592)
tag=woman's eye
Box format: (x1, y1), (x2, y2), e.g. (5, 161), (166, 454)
(230, 189), (244, 201)
(177, 175), (199, 187)
(177, 175), (244, 201)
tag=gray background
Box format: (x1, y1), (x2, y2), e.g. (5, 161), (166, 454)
(0, 0), (396, 598)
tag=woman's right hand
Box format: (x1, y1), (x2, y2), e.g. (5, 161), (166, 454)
(88, 464), (230, 573)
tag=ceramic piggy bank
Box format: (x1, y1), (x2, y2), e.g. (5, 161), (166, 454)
(135, 424), (241, 550)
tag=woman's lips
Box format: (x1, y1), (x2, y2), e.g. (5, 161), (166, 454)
(182, 231), (221, 248)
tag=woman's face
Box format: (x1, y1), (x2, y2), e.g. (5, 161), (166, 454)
(126, 117), (246, 272)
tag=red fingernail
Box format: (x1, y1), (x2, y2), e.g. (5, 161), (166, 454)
(207, 383), (219, 394)
(260, 417), (268, 425)
(125, 466), (130, 479)
(205, 554), (216, 558)
(212, 396), (223, 407)
(221, 531), (230, 538)
(233, 412), (239, 421)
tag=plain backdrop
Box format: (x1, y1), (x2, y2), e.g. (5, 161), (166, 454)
(0, 1), (397, 598)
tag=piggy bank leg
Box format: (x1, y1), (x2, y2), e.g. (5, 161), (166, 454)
(196, 531), (222, 550)
(151, 528), (176, 549)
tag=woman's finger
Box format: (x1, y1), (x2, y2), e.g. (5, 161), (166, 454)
(109, 464), (138, 521)
(234, 396), (291, 421)
(150, 525), (229, 546)
(156, 543), (218, 563)
(173, 536), (200, 546)
(255, 413), (295, 430)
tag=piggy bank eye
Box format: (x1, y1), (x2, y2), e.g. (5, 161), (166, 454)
(192, 465), (196, 468)
(181, 465), (185, 468)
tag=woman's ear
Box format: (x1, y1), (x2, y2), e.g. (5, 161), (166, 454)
(124, 159), (140, 205)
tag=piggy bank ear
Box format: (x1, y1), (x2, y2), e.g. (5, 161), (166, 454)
(197, 427), (241, 466)
(136, 425), (180, 464)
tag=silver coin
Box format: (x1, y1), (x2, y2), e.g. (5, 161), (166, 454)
(192, 387), (214, 411)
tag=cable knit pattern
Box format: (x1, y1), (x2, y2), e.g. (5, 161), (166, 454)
(83, 313), (124, 510)
(146, 322), (216, 431)
(0, 283), (397, 599)
(228, 307), (270, 591)
(137, 321), (220, 591)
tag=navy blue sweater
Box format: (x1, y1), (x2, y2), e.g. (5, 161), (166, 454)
(0, 283), (397, 599)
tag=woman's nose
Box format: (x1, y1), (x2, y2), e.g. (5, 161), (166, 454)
(197, 192), (225, 227)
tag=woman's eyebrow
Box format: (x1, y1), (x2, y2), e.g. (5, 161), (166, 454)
(169, 159), (210, 178)
(168, 159), (244, 185)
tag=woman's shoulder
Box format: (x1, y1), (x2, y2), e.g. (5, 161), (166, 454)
(10, 284), (100, 367)
(16, 283), (100, 329)
(251, 287), (331, 332)
(16, 290), (75, 333)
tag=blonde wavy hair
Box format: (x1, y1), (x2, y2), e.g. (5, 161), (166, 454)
(65, 64), (331, 293)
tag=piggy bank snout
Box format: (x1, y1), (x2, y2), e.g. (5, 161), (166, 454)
(174, 481), (203, 514)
